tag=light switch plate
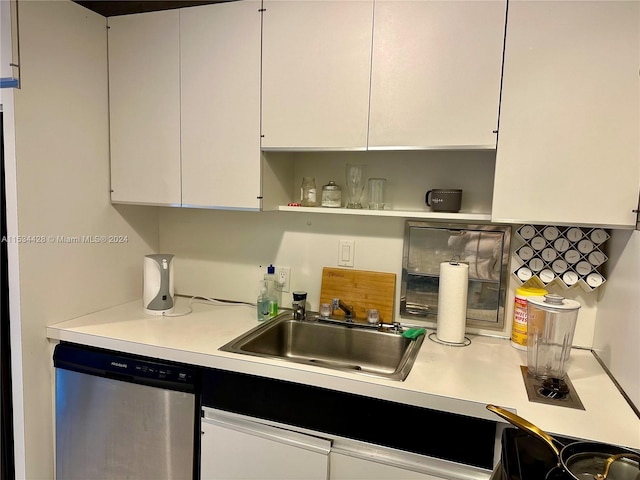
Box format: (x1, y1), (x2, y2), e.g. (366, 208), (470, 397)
(338, 240), (355, 267)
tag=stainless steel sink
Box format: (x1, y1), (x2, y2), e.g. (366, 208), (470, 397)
(219, 313), (425, 381)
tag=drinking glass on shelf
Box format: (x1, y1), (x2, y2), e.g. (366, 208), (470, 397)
(345, 164), (366, 209)
(367, 178), (387, 210)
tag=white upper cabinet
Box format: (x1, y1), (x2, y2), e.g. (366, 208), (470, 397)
(261, 0), (374, 150)
(109, 2), (261, 210)
(261, 0), (504, 151)
(108, 10), (181, 206)
(368, 1), (506, 150)
(492, 0), (640, 228)
(181, 1), (262, 210)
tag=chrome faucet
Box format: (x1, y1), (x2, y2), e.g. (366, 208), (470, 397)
(292, 303), (305, 320)
(332, 298), (355, 321)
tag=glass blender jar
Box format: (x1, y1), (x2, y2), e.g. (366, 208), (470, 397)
(526, 294), (581, 380)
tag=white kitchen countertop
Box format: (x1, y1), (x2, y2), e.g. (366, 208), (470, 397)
(46, 296), (640, 451)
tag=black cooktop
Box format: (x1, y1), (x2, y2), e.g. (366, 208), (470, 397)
(499, 428), (575, 480)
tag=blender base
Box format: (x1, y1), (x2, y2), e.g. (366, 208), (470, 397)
(520, 366), (585, 410)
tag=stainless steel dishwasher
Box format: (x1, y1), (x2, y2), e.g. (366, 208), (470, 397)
(54, 342), (199, 480)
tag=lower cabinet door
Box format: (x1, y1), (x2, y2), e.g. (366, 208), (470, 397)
(200, 411), (330, 480)
(329, 449), (492, 480)
(330, 453), (442, 480)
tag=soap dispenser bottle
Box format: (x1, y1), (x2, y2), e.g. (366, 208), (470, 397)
(264, 264), (279, 317)
(256, 281), (270, 322)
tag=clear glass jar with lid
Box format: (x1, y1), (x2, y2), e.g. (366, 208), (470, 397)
(300, 177), (317, 207)
(321, 181), (342, 208)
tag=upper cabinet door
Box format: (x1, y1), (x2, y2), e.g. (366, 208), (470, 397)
(261, 0), (374, 150)
(368, 0), (506, 150)
(492, 1), (640, 228)
(181, 1), (262, 210)
(108, 11), (181, 206)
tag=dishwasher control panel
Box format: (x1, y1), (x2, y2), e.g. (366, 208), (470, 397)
(54, 342), (197, 392)
(131, 362), (192, 383)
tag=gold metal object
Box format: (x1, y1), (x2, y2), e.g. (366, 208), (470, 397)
(485, 404), (560, 456)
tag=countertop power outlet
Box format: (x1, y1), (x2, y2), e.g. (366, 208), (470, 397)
(276, 267), (291, 293)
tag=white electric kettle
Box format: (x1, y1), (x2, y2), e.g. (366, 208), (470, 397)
(143, 254), (174, 315)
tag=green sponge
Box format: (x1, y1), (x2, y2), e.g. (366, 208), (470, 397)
(402, 328), (426, 339)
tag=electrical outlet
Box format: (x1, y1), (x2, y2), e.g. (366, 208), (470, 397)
(276, 267), (291, 293)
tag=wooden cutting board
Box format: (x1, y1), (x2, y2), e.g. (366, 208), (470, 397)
(319, 267), (396, 324)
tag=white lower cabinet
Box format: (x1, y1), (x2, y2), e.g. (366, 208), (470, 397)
(329, 445), (491, 480)
(200, 410), (330, 480)
(200, 409), (491, 480)
(330, 452), (443, 480)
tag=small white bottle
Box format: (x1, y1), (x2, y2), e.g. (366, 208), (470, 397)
(256, 281), (270, 322)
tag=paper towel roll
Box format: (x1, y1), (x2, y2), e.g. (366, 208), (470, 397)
(436, 261), (469, 344)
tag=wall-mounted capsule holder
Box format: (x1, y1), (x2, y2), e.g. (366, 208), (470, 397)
(512, 225), (609, 291)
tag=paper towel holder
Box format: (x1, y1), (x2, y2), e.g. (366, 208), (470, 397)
(429, 260), (471, 347)
(448, 256), (462, 266)
(428, 332), (471, 347)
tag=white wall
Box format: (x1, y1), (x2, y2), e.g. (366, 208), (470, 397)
(7, 1), (159, 477)
(160, 208), (406, 310)
(593, 229), (640, 409)
(159, 207), (601, 344)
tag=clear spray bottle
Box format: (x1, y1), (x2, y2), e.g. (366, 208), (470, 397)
(256, 281), (270, 322)
(264, 264), (279, 318)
